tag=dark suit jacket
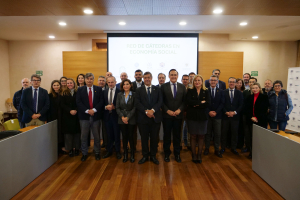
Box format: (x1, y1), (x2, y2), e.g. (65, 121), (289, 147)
(185, 88), (211, 121)
(61, 91), (80, 134)
(76, 85), (103, 121)
(116, 83), (121, 90)
(13, 88), (24, 122)
(222, 89), (243, 119)
(116, 92), (136, 125)
(132, 81), (144, 92)
(20, 87), (50, 123)
(205, 79), (226, 90)
(135, 85), (163, 124)
(207, 87), (225, 119)
(245, 93), (269, 127)
(160, 82), (186, 119)
(103, 87), (121, 122)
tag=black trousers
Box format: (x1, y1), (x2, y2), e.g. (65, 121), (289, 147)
(120, 124), (135, 152)
(163, 118), (182, 156)
(101, 119), (107, 146)
(221, 118), (239, 150)
(138, 121), (160, 157)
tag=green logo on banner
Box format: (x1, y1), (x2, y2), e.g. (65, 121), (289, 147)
(36, 70), (43, 76)
(251, 71), (258, 76)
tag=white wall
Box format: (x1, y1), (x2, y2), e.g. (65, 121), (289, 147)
(0, 39), (10, 112)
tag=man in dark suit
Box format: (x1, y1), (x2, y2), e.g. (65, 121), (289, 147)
(98, 75), (108, 148)
(204, 69), (226, 90)
(161, 69), (187, 163)
(76, 73), (103, 161)
(132, 69), (144, 92)
(135, 71), (163, 165)
(221, 77), (243, 155)
(204, 75), (224, 158)
(116, 72), (128, 89)
(102, 76), (122, 159)
(13, 78), (30, 128)
(20, 74), (49, 126)
(181, 74), (190, 149)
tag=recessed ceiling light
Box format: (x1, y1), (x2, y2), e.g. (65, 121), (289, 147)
(179, 22), (187, 26)
(213, 9), (223, 14)
(240, 22), (247, 26)
(119, 22), (126, 25)
(252, 36), (258, 39)
(49, 35), (55, 39)
(59, 22), (67, 26)
(84, 9), (93, 14)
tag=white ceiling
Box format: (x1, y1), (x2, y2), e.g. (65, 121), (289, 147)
(0, 15), (300, 41)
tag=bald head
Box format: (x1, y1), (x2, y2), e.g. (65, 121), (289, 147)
(21, 78), (30, 89)
(120, 72), (128, 81)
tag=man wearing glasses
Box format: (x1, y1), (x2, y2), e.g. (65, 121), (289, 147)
(21, 74), (49, 126)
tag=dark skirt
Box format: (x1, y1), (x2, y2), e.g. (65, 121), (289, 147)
(187, 120), (208, 135)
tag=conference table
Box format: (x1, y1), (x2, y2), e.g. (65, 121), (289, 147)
(252, 125), (300, 200)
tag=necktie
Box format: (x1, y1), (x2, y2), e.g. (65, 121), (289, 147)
(147, 87), (151, 102)
(88, 88), (93, 109)
(173, 83), (177, 98)
(33, 89), (37, 113)
(211, 88), (215, 99)
(230, 90), (233, 103)
(109, 88), (113, 113)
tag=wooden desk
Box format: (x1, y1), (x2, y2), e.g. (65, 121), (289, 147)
(277, 131), (300, 143)
(19, 126), (39, 132)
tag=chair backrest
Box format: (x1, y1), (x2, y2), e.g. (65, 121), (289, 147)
(3, 119), (21, 131)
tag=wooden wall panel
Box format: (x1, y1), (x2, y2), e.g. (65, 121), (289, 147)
(63, 51), (107, 85)
(198, 51), (244, 88)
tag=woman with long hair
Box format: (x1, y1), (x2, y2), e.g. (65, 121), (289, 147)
(60, 76), (68, 91)
(76, 74), (86, 87)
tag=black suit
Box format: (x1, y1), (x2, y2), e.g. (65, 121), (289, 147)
(221, 89), (243, 150)
(132, 81), (144, 92)
(135, 85), (163, 157)
(20, 86), (50, 124)
(160, 82), (186, 156)
(205, 79), (226, 90)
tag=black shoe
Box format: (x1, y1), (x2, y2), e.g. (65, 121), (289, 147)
(150, 156), (159, 165)
(102, 152), (112, 158)
(248, 153), (252, 159)
(203, 148), (209, 155)
(138, 157), (148, 164)
(197, 159), (202, 164)
(74, 149), (79, 156)
(100, 143), (106, 148)
(180, 146), (183, 150)
(241, 147), (249, 153)
(187, 146), (191, 151)
(214, 150), (223, 158)
(123, 151), (128, 163)
(164, 155), (170, 162)
(175, 155), (182, 163)
(192, 160), (197, 164)
(130, 151), (135, 163)
(231, 149), (239, 155)
(116, 152), (122, 159)
(81, 155), (88, 162)
(69, 150), (74, 157)
(220, 148), (225, 154)
(95, 153), (100, 160)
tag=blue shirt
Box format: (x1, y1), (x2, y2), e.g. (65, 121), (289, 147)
(124, 91), (132, 104)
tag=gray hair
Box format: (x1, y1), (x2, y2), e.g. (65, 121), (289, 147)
(107, 76), (116, 81)
(85, 73), (94, 80)
(158, 73), (166, 78)
(21, 78), (30, 83)
(228, 77), (236, 83)
(98, 75), (105, 79)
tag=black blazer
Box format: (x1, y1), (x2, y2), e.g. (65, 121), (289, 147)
(116, 92), (136, 125)
(76, 85), (103, 121)
(135, 85), (163, 124)
(61, 91), (80, 134)
(132, 81), (144, 92)
(207, 87), (224, 119)
(160, 82), (186, 119)
(222, 89), (243, 119)
(245, 93), (269, 127)
(103, 87), (121, 122)
(205, 79), (226, 90)
(186, 88), (211, 121)
(20, 87), (50, 123)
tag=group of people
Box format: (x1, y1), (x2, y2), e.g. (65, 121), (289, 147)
(13, 68), (293, 165)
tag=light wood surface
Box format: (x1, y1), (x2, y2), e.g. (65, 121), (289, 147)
(63, 51), (107, 85)
(12, 141), (283, 200)
(19, 126), (39, 132)
(198, 51), (244, 86)
(276, 131), (300, 143)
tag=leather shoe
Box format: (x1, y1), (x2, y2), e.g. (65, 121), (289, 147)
(164, 155), (170, 162)
(220, 148), (225, 154)
(102, 152), (112, 158)
(150, 156), (159, 165)
(116, 152), (122, 159)
(69, 150), (74, 157)
(214, 151), (223, 158)
(138, 157), (148, 164)
(203, 148), (209, 155)
(197, 159), (202, 164)
(81, 155), (88, 162)
(175, 155), (182, 163)
(74, 149), (79, 156)
(95, 153), (100, 160)
(231, 149), (239, 155)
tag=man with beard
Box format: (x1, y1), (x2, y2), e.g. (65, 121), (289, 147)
(243, 73), (251, 90)
(262, 79), (273, 94)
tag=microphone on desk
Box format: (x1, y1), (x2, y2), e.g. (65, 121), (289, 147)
(285, 131), (299, 135)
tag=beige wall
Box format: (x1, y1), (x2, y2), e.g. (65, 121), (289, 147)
(0, 39), (10, 112)
(7, 33), (298, 98)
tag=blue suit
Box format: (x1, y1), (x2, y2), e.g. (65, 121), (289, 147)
(116, 83), (121, 90)
(20, 87), (50, 123)
(205, 79), (226, 90)
(207, 87), (225, 119)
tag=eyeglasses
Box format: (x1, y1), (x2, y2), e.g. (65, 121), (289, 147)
(274, 85), (281, 88)
(229, 81), (236, 83)
(210, 80), (217, 82)
(31, 79), (41, 82)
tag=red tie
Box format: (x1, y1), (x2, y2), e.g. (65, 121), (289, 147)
(89, 88), (93, 109)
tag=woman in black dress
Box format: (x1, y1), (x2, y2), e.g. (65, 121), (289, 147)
(186, 75), (210, 164)
(48, 80), (64, 154)
(61, 78), (81, 157)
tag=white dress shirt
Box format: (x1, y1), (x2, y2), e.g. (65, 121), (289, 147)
(210, 86), (216, 97)
(32, 86), (39, 112)
(170, 81), (177, 97)
(136, 81), (143, 88)
(85, 85), (97, 113)
(145, 85), (152, 94)
(229, 88), (235, 99)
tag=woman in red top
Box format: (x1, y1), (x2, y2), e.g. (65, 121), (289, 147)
(245, 83), (269, 158)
